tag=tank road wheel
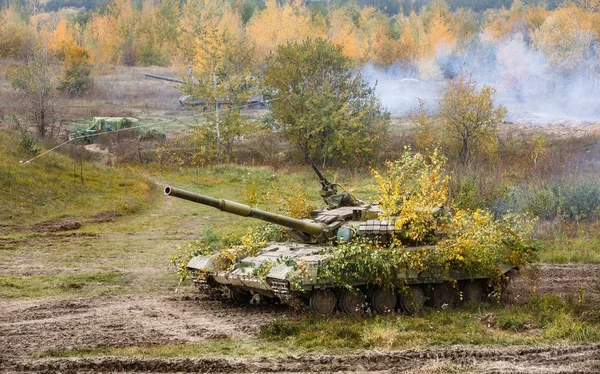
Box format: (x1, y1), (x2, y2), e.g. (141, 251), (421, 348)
(309, 289), (337, 315)
(431, 283), (460, 309)
(371, 289), (397, 314)
(399, 286), (426, 315)
(229, 289), (252, 304)
(462, 280), (485, 303)
(339, 289), (365, 315)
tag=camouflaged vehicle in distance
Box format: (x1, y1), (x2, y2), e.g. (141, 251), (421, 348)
(165, 164), (516, 315)
(69, 117), (165, 144)
(145, 74), (270, 110)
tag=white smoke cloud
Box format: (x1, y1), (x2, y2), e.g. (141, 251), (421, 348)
(362, 34), (600, 124)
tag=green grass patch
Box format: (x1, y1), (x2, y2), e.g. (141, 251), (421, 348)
(0, 272), (128, 298)
(36, 339), (316, 359)
(0, 131), (156, 225)
(537, 237), (600, 264)
(259, 296), (600, 349)
(147, 163), (376, 237)
(536, 222), (600, 264)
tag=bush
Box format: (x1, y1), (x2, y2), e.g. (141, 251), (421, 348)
(526, 187), (559, 220)
(450, 170), (509, 214)
(490, 178), (600, 222)
(557, 180), (600, 221)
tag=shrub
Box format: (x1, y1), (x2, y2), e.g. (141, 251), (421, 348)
(526, 187), (559, 220)
(557, 180), (600, 221)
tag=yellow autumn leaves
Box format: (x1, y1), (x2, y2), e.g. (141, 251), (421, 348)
(371, 147), (536, 282)
(321, 148), (537, 292)
(374, 147), (449, 243)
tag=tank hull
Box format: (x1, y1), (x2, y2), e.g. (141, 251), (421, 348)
(187, 242), (517, 314)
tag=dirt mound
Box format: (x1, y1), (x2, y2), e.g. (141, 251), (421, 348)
(3, 345), (599, 373)
(32, 212), (118, 232)
(32, 216), (83, 232)
(0, 211), (119, 235)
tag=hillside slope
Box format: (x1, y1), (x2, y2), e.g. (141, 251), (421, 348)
(0, 131), (155, 225)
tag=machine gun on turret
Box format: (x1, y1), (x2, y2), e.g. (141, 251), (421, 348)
(299, 143), (361, 209)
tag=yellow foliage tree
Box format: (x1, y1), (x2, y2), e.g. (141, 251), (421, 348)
(369, 14), (399, 65)
(439, 72), (507, 166)
(246, 0), (319, 63)
(0, 4), (34, 58)
(396, 15), (421, 67)
(58, 44), (92, 96)
(328, 8), (363, 60)
(135, 0), (180, 66)
(532, 6), (597, 75)
(177, 0), (248, 75)
(86, 0), (139, 67)
(424, 12), (456, 55)
(48, 18), (77, 60)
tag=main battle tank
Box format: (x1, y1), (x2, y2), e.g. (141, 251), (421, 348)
(165, 168), (516, 315)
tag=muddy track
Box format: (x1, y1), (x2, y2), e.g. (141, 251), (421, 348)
(2, 345), (599, 373)
(504, 264), (600, 304)
(0, 293), (285, 360)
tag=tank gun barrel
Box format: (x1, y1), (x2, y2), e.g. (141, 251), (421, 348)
(145, 74), (186, 84)
(164, 186), (325, 236)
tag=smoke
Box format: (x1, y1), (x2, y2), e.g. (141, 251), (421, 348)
(362, 34), (600, 124)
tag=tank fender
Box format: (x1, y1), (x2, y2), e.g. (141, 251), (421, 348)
(187, 255), (216, 272)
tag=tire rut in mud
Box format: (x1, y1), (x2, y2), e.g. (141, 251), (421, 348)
(3, 345), (599, 373)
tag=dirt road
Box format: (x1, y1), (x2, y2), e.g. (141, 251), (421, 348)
(1, 264), (599, 373)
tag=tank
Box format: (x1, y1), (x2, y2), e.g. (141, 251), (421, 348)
(165, 170), (516, 315)
(145, 74), (269, 109)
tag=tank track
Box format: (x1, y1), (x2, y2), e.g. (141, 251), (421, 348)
(270, 279), (306, 311)
(190, 271), (226, 300)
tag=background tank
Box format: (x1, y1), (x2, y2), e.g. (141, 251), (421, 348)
(165, 183), (517, 316)
(145, 74), (269, 109)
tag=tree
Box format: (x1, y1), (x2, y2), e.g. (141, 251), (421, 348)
(136, 0), (180, 66)
(58, 44), (92, 96)
(532, 6), (597, 76)
(184, 73), (256, 161)
(0, 1), (33, 59)
(264, 38), (389, 167)
(86, 0), (139, 67)
(573, 0), (600, 11)
(439, 71), (507, 166)
(48, 18), (92, 97)
(9, 44), (59, 138)
(246, 0), (320, 63)
(179, 0), (255, 161)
